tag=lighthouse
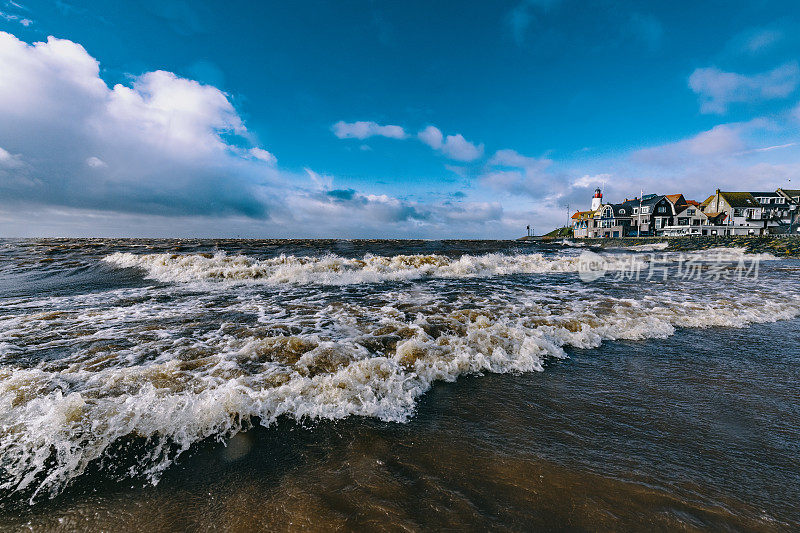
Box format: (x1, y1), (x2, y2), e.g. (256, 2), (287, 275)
(591, 187), (603, 211)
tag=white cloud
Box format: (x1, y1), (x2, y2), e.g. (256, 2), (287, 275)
(418, 125), (443, 149)
(0, 146), (23, 168)
(571, 173), (612, 188)
(727, 27), (785, 56)
(332, 120), (406, 140)
(689, 62), (800, 114)
(0, 31), (280, 218)
(418, 125), (484, 161)
(0, 31), (531, 238)
(0, 9), (31, 26)
(685, 124), (747, 155)
(249, 147), (276, 164)
(632, 123), (754, 166)
(743, 29), (783, 54)
(304, 167), (333, 190)
(86, 156), (107, 168)
(482, 149), (553, 197)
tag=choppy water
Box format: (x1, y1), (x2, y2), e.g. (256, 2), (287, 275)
(1, 239), (799, 530)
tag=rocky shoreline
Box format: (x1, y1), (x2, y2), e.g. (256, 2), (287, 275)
(575, 235), (800, 256)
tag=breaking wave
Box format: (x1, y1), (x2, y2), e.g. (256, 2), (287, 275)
(2, 272), (800, 503)
(102, 248), (778, 285)
(103, 251), (651, 285)
(618, 242), (669, 251)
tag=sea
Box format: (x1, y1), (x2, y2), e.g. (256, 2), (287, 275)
(0, 238), (798, 531)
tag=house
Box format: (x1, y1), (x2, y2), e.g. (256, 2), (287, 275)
(589, 203), (632, 238)
(660, 203), (711, 236)
(664, 194), (688, 212)
(571, 209), (596, 238)
(630, 194), (675, 235)
(750, 191), (793, 231)
(699, 195), (715, 213)
(571, 185), (796, 239)
(703, 190), (765, 235)
(777, 188), (800, 204)
(771, 188), (800, 233)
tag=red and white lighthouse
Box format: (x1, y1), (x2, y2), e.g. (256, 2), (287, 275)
(591, 187), (603, 211)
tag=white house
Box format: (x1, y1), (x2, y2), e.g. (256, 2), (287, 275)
(701, 190), (765, 235)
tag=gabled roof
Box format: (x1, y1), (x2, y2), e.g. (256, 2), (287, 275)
(664, 194), (686, 205)
(641, 194), (666, 207)
(719, 191), (760, 208)
(571, 210), (595, 220)
(704, 212), (728, 222)
(750, 191), (780, 197)
(700, 195), (714, 208)
(686, 200), (700, 207)
(675, 204), (707, 217)
(620, 198), (640, 208)
(610, 203), (632, 217)
(778, 188), (800, 200)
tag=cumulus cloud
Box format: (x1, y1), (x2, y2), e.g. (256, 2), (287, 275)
(0, 31), (281, 218)
(332, 120), (406, 140)
(0, 31), (520, 238)
(689, 62), (800, 114)
(418, 125), (484, 161)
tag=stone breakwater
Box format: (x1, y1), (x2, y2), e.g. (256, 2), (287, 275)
(576, 235), (800, 256)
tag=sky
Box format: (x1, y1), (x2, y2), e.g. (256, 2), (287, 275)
(1, 0), (800, 237)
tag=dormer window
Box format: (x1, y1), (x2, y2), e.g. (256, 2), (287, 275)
(619, 209), (626, 214)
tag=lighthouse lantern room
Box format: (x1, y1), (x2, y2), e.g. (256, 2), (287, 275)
(591, 187), (603, 211)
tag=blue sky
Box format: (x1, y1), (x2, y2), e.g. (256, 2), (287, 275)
(1, 0), (800, 237)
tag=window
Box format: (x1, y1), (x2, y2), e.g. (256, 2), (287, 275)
(633, 208), (639, 214)
(657, 206), (666, 213)
(641, 206), (650, 214)
(619, 209), (626, 214)
(687, 208), (695, 215)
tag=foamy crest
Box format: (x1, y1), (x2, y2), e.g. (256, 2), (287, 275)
(557, 240), (586, 247)
(102, 251), (649, 285)
(619, 242), (669, 251)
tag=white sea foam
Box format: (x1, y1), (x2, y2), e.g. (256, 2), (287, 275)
(619, 242), (669, 251)
(102, 251), (652, 285)
(557, 239), (586, 247)
(2, 271), (800, 502)
(679, 247), (778, 262)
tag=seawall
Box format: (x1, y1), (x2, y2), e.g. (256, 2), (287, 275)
(576, 235), (800, 256)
